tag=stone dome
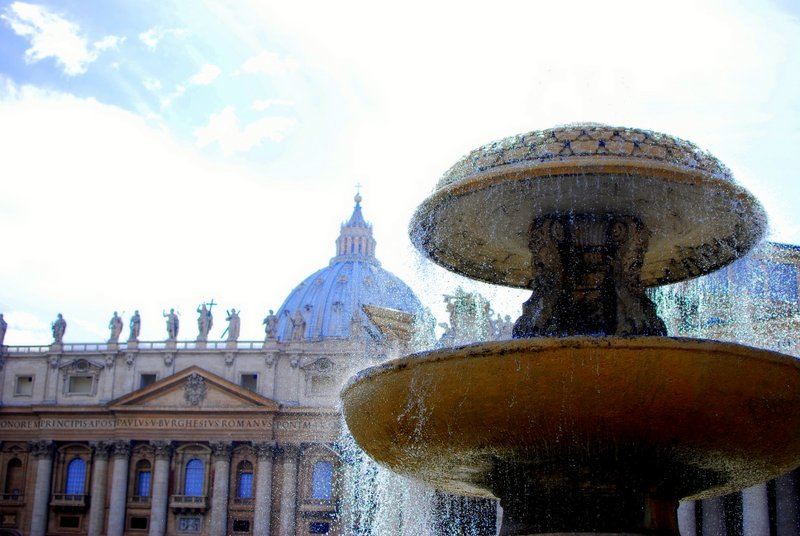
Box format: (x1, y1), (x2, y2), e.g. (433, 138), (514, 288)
(274, 195), (423, 342)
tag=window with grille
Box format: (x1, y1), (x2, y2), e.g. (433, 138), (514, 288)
(311, 461), (333, 500)
(184, 459), (204, 496)
(65, 458), (86, 494)
(135, 460), (151, 497)
(237, 461), (254, 498)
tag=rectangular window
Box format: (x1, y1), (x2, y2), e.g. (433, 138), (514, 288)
(67, 375), (94, 395)
(14, 375), (33, 396)
(310, 375), (335, 395)
(177, 516), (202, 533)
(232, 519), (251, 532)
(139, 374), (157, 389)
(309, 522), (330, 534)
(240, 373), (258, 392)
(129, 516), (148, 530)
(237, 472), (253, 498)
(59, 515), (81, 529)
(136, 471), (151, 497)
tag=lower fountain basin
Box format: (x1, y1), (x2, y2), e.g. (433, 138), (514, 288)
(341, 337), (800, 534)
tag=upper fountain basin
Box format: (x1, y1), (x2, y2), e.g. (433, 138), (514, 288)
(410, 124), (767, 288)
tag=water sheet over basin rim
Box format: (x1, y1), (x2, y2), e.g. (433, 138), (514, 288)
(341, 337), (800, 500)
(410, 157), (766, 288)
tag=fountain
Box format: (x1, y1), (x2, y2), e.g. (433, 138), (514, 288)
(341, 124), (800, 535)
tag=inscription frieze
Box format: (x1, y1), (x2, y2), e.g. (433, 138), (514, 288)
(0, 416), (270, 431)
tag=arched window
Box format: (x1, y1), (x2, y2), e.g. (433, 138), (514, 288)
(311, 461), (333, 500)
(65, 458), (86, 494)
(135, 460), (151, 497)
(184, 459), (204, 496)
(236, 461), (254, 499)
(4, 458), (23, 495)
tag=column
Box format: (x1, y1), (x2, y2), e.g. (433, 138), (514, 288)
(677, 501), (697, 536)
(29, 441), (54, 536)
(106, 440), (131, 536)
(278, 443), (299, 536)
(149, 441), (172, 536)
(742, 482), (770, 535)
(776, 470), (800, 536)
(701, 496), (727, 536)
(87, 442), (111, 536)
(253, 442), (275, 536)
(209, 442), (232, 536)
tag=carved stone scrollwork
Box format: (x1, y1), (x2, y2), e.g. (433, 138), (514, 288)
(104, 353), (116, 368)
(253, 441), (276, 460)
(48, 354), (61, 369)
(513, 214), (667, 338)
(28, 440), (55, 458)
(184, 372), (207, 406)
(513, 218), (565, 338)
(210, 441), (232, 460)
(289, 356), (300, 368)
(276, 443), (300, 459)
(125, 353), (136, 367)
(150, 440), (173, 459)
(163, 353), (174, 367)
(264, 353), (275, 368)
(611, 219), (666, 336)
(110, 440), (131, 458)
(224, 353), (235, 367)
(90, 441), (112, 459)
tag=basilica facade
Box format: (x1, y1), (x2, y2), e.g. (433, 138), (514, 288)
(0, 196), (424, 536)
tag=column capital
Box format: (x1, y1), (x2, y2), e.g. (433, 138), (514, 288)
(150, 440), (173, 459)
(252, 441), (276, 460)
(28, 440), (55, 458)
(90, 441), (112, 460)
(210, 441), (232, 461)
(276, 442), (300, 458)
(110, 440), (131, 458)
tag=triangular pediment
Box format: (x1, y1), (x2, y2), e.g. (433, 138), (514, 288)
(108, 366), (278, 411)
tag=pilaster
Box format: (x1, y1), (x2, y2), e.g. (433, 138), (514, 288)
(107, 440), (131, 536)
(277, 443), (300, 536)
(149, 440), (173, 536)
(253, 441), (276, 536)
(209, 442), (232, 536)
(29, 440), (55, 536)
(87, 441), (111, 536)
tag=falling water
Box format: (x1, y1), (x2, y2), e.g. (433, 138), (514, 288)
(653, 241), (800, 357)
(336, 287), (507, 535)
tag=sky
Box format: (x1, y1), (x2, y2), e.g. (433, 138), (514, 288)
(1, 0), (800, 345)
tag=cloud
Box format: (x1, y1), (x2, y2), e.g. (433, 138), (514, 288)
(188, 63), (221, 86)
(194, 106), (295, 155)
(158, 63), (222, 108)
(252, 98), (294, 111)
(0, 79), (336, 342)
(143, 78), (161, 92)
(138, 26), (186, 50)
(93, 34), (125, 51)
(1, 1), (122, 75)
(239, 51), (297, 76)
